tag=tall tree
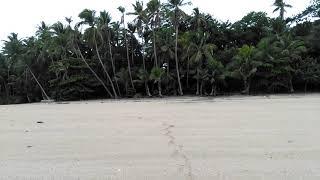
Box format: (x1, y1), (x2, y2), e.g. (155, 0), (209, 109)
(189, 32), (217, 95)
(78, 9), (118, 98)
(273, 0), (292, 20)
(146, 0), (163, 96)
(97, 10), (121, 96)
(229, 45), (261, 94)
(166, 0), (191, 95)
(118, 6), (135, 90)
(68, 20), (114, 98)
(146, 0), (161, 68)
(273, 34), (307, 92)
(128, 1), (152, 96)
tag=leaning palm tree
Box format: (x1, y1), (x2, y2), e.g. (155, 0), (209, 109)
(78, 9), (118, 98)
(166, 0), (191, 96)
(26, 65), (51, 100)
(97, 10), (121, 96)
(273, 0), (292, 20)
(118, 6), (135, 90)
(67, 20), (114, 98)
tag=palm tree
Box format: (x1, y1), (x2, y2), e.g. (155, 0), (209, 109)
(3, 33), (52, 101)
(78, 9), (118, 98)
(190, 8), (207, 31)
(128, 1), (152, 96)
(0, 53), (9, 102)
(166, 0), (191, 95)
(127, 23), (137, 66)
(97, 10), (121, 96)
(273, 0), (292, 20)
(128, 1), (147, 35)
(146, 0), (161, 68)
(273, 34), (307, 92)
(118, 6), (135, 90)
(150, 67), (165, 97)
(66, 20), (114, 98)
(2, 33), (25, 77)
(146, 0), (164, 96)
(207, 59), (225, 96)
(26, 65), (51, 100)
(189, 32), (217, 95)
(229, 45), (261, 94)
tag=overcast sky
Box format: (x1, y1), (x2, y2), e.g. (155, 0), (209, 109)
(0, 0), (310, 46)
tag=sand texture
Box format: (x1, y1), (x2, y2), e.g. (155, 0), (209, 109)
(1, 94), (320, 180)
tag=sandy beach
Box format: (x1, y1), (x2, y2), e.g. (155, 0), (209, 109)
(0, 94), (320, 180)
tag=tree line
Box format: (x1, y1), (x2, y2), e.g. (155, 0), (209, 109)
(0, 0), (319, 104)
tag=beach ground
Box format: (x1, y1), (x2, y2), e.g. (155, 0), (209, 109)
(1, 94), (320, 180)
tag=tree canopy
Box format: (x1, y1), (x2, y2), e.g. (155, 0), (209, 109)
(0, 0), (319, 104)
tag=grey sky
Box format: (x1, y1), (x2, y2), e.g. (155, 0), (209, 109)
(0, 0), (310, 45)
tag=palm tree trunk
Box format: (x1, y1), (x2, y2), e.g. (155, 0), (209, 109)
(76, 47), (114, 98)
(158, 81), (162, 97)
(175, 26), (183, 95)
(124, 28), (135, 90)
(94, 39), (118, 98)
(152, 25), (161, 97)
(142, 39), (151, 97)
(280, 8), (284, 20)
(200, 80), (204, 96)
(289, 78), (294, 93)
(108, 34), (121, 96)
(304, 81), (308, 93)
(196, 68), (200, 95)
(145, 81), (151, 97)
(4, 83), (9, 104)
(26, 65), (50, 100)
(187, 54), (190, 89)
(131, 33), (135, 66)
(152, 26), (158, 67)
(243, 78), (251, 95)
(210, 83), (217, 96)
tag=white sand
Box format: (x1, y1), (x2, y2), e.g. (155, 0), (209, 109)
(0, 94), (320, 180)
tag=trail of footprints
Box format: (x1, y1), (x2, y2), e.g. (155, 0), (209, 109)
(162, 123), (194, 180)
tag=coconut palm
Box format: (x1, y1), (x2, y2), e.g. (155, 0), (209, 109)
(229, 45), (262, 94)
(78, 9), (118, 98)
(1, 1), (320, 104)
(97, 10), (121, 96)
(66, 21), (114, 98)
(127, 23), (137, 66)
(128, 1), (152, 96)
(273, 0), (292, 20)
(272, 34), (307, 92)
(127, 1), (147, 34)
(189, 32), (217, 95)
(166, 0), (191, 95)
(118, 6), (135, 90)
(146, 0), (161, 67)
(190, 8), (207, 31)
(150, 67), (165, 96)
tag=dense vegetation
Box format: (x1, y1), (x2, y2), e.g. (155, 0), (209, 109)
(0, 0), (319, 104)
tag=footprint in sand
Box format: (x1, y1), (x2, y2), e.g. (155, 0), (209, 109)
(161, 123), (194, 180)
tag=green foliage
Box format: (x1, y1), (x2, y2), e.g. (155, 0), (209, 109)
(273, 0), (292, 20)
(0, 0), (320, 104)
(150, 67), (165, 82)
